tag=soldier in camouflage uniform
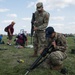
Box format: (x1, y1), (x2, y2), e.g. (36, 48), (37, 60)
(42, 27), (67, 71)
(32, 2), (50, 57)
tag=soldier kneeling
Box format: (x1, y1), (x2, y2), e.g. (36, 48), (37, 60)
(40, 27), (67, 74)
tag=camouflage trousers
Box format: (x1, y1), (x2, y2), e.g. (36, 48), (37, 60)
(33, 30), (46, 52)
(43, 51), (67, 68)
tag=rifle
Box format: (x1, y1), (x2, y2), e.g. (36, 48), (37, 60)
(31, 13), (35, 44)
(24, 44), (53, 75)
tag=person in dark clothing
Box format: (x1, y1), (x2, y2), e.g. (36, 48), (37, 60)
(6, 21), (15, 45)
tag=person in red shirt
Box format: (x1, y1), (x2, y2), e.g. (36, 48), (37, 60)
(15, 33), (27, 48)
(7, 21), (15, 45)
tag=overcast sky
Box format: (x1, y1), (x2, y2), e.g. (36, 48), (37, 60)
(0, 0), (75, 34)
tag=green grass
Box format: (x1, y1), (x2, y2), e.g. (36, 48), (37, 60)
(0, 36), (75, 75)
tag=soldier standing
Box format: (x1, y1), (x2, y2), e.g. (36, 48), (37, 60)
(31, 2), (50, 57)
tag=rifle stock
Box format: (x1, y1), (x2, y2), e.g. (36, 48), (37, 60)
(24, 44), (53, 75)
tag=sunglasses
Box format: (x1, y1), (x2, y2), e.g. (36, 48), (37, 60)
(37, 6), (42, 9)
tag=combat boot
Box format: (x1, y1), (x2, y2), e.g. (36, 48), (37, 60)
(60, 67), (68, 75)
(31, 50), (38, 57)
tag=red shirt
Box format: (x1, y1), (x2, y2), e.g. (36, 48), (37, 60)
(8, 24), (14, 35)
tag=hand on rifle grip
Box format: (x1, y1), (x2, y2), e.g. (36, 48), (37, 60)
(51, 41), (56, 48)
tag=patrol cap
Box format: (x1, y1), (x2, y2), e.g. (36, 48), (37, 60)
(46, 27), (54, 38)
(36, 2), (43, 10)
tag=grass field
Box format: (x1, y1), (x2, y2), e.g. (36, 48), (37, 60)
(0, 35), (75, 75)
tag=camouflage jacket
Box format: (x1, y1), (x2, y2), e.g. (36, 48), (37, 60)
(46, 33), (67, 52)
(34, 10), (50, 30)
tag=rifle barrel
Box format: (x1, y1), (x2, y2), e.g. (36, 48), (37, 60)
(24, 45), (53, 75)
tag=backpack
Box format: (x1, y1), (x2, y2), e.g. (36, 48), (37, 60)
(4, 26), (9, 32)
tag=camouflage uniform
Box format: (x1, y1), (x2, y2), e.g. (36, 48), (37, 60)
(44, 33), (67, 68)
(33, 10), (50, 54)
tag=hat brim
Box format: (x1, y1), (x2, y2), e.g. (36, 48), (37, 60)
(37, 7), (42, 10)
(46, 33), (52, 38)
